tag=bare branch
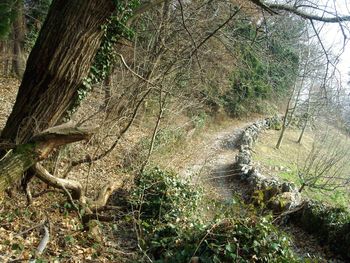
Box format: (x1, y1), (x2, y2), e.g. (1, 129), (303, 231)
(131, 0), (166, 19)
(267, 3), (350, 23)
(190, 6), (241, 57)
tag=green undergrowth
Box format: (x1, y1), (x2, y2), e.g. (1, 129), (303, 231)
(129, 167), (300, 262)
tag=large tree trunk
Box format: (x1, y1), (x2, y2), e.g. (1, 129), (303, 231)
(0, 0), (115, 145)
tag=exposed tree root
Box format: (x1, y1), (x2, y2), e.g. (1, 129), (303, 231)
(0, 121), (124, 226)
(86, 181), (122, 211)
(33, 163), (123, 222)
(0, 122), (95, 192)
(35, 163), (83, 200)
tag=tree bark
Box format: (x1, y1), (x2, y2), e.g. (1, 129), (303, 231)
(297, 112), (309, 144)
(276, 96), (292, 149)
(298, 183), (306, 193)
(11, 0), (26, 78)
(0, 123), (94, 193)
(0, 146), (36, 192)
(0, 40), (10, 76)
(0, 0), (115, 145)
(297, 87), (313, 144)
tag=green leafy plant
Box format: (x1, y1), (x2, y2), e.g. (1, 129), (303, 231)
(221, 17), (300, 117)
(0, 0), (18, 39)
(24, 0), (52, 51)
(130, 167), (299, 262)
(130, 167), (200, 223)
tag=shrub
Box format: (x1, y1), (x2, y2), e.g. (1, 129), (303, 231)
(130, 167), (299, 262)
(130, 167), (200, 223)
(173, 216), (298, 263)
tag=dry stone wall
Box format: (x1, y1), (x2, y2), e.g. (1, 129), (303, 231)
(235, 116), (302, 212)
(235, 116), (350, 260)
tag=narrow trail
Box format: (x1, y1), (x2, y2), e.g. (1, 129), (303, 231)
(178, 122), (248, 200)
(177, 120), (343, 263)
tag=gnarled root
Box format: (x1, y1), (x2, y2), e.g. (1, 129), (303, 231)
(33, 163), (122, 223)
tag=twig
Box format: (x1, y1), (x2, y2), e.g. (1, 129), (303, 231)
(28, 220), (50, 263)
(140, 89), (167, 173)
(61, 184), (82, 220)
(190, 7), (241, 57)
(190, 221), (221, 263)
(24, 182), (32, 206)
(67, 86), (152, 170)
(272, 202), (306, 223)
(16, 222), (45, 237)
(268, 3), (350, 23)
(0, 149), (13, 161)
(32, 188), (62, 198)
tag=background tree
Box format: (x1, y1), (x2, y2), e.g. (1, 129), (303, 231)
(0, 0), (25, 77)
(298, 130), (350, 192)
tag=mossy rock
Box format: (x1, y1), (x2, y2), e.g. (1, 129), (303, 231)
(268, 192), (301, 213)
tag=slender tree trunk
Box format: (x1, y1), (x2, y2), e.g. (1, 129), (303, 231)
(297, 117), (308, 144)
(0, 40), (11, 76)
(102, 69), (113, 111)
(276, 80), (304, 149)
(11, 0), (26, 78)
(297, 87), (313, 144)
(0, 41), (5, 75)
(276, 119), (286, 149)
(0, 0), (115, 145)
(298, 183), (306, 193)
(276, 95), (293, 149)
(286, 81), (302, 128)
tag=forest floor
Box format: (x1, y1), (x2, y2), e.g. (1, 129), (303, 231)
(0, 77), (344, 262)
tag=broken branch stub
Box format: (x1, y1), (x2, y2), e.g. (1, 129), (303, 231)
(0, 123), (96, 193)
(30, 122), (97, 160)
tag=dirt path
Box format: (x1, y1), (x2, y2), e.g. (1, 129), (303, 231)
(176, 120), (343, 263)
(177, 121), (248, 200)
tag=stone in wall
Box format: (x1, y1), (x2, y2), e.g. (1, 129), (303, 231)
(235, 116), (302, 213)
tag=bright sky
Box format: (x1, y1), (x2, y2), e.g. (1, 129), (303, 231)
(319, 0), (350, 88)
(317, 0), (350, 88)
(322, 24), (350, 88)
(270, 0), (350, 88)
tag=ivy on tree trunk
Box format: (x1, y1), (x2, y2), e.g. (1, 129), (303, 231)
(0, 0), (116, 145)
(0, 0), (116, 192)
